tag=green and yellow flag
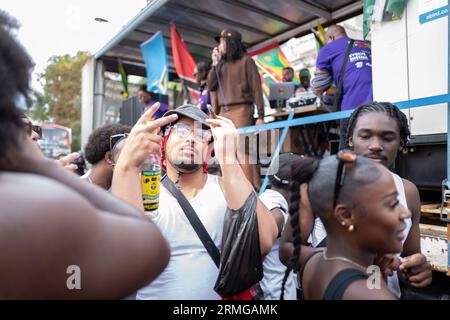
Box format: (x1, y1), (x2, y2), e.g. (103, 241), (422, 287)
(311, 24), (326, 51)
(249, 43), (299, 96)
(364, 0), (407, 39)
(118, 59), (129, 98)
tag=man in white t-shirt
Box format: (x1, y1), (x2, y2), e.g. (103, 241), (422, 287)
(112, 103), (278, 300)
(259, 153), (304, 300)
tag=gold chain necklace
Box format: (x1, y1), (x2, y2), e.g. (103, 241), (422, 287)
(322, 251), (368, 273)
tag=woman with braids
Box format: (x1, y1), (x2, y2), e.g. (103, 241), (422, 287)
(288, 152), (411, 299)
(343, 102), (432, 297)
(0, 11), (171, 298)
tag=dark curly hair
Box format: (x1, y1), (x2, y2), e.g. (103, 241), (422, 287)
(0, 11), (35, 167)
(343, 102), (410, 151)
(84, 124), (131, 165)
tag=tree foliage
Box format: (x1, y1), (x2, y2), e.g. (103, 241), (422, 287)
(40, 51), (90, 151)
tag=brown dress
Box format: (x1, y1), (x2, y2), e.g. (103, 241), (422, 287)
(207, 55), (264, 190)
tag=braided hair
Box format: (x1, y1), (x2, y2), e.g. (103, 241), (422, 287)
(343, 102), (410, 151)
(280, 157), (320, 300)
(279, 155), (383, 299)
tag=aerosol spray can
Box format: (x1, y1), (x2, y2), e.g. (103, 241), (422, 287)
(141, 153), (161, 214)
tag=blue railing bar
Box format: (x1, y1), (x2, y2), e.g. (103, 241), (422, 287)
(238, 93), (450, 135)
(258, 110), (295, 195)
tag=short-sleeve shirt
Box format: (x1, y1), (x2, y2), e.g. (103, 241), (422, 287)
(197, 84), (210, 113)
(316, 37), (373, 111)
(136, 174), (227, 300)
(259, 189), (297, 300)
(141, 101), (168, 119)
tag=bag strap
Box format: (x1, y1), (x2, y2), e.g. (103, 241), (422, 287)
(333, 39), (355, 111)
(161, 175), (221, 268)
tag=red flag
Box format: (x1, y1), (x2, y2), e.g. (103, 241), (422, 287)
(170, 23), (200, 101)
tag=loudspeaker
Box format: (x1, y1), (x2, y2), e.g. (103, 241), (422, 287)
(120, 96), (141, 127)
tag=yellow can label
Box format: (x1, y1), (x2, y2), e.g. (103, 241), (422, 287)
(141, 170), (161, 211)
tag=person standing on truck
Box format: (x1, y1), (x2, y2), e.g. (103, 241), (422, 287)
(312, 25), (373, 111)
(207, 28), (265, 191)
(344, 101), (433, 296)
(194, 60), (212, 114)
(295, 68), (312, 93)
(312, 25), (373, 148)
(282, 67), (295, 83)
(137, 84), (168, 120)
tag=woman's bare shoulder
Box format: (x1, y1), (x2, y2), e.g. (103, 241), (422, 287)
(0, 172), (95, 218)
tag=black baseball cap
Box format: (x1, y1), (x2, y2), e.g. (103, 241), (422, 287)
(269, 153), (304, 188)
(162, 104), (210, 134)
(214, 28), (242, 42)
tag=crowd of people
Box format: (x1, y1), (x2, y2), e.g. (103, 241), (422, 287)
(0, 9), (433, 300)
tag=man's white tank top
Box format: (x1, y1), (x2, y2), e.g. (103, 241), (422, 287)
(388, 171), (412, 298)
(136, 174), (228, 300)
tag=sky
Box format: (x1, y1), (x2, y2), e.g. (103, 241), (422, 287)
(1, 0), (148, 92)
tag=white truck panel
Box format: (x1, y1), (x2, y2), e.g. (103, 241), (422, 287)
(371, 0), (448, 136)
(407, 0), (448, 135)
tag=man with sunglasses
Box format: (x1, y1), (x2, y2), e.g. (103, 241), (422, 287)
(112, 103), (278, 300)
(21, 114), (42, 146)
(82, 124), (131, 190)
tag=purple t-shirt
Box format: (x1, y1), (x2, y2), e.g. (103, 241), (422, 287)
(141, 101), (168, 119)
(316, 37), (373, 111)
(197, 84), (210, 113)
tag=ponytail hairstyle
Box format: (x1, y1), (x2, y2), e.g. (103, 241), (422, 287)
(280, 157), (320, 300)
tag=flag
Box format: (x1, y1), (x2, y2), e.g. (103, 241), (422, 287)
(249, 43), (298, 96)
(140, 31), (169, 94)
(311, 24), (326, 51)
(117, 59), (129, 98)
(170, 23), (199, 101)
(364, 0), (407, 39)
(386, 0), (407, 18)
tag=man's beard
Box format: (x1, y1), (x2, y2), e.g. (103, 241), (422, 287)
(170, 160), (201, 173)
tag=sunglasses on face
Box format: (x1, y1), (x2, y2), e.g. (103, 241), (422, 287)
(110, 133), (129, 153)
(24, 121), (42, 139)
(333, 150), (357, 208)
(170, 123), (212, 143)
